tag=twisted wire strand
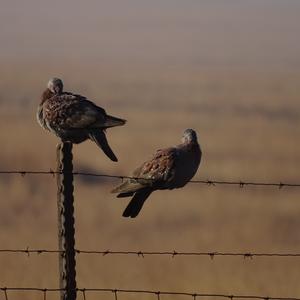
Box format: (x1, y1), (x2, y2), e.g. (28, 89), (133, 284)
(1, 287), (300, 300)
(0, 248), (300, 258)
(0, 170), (300, 188)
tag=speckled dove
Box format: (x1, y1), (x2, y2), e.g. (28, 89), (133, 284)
(37, 78), (126, 162)
(111, 129), (201, 217)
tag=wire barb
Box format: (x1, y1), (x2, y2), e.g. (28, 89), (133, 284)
(43, 288), (47, 300)
(156, 291), (161, 300)
(82, 288), (86, 300)
(2, 287), (8, 300)
(113, 289), (118, 300)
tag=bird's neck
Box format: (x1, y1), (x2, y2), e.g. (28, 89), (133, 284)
(182, 140), (199, 150)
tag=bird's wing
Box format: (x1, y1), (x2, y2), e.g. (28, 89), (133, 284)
(111, 147), (177, 194)
(44, 93), (106, 129)
(137, 147), (177, 184)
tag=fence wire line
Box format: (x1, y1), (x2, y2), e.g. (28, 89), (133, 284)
(0, 248), (300, 259)
(1, 287), (300, 300)
(0, 170), (300, 188)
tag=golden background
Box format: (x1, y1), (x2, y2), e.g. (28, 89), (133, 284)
(0, 1), (300, 299)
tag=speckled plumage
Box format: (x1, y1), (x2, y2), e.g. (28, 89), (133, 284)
(37, 78), (126, 162)
(111, 129), (202, 217)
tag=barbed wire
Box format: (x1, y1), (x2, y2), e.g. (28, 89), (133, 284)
(0, 170), (300, 189)
(0, 248), (62, 255)
(1, 287), (300, 300)
(75, 250), (300, 259)
(0, 248), (300, 259)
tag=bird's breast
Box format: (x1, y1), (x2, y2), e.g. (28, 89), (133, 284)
(169, 146), (201, 189)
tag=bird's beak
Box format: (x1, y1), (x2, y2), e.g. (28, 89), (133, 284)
(54, 86), (61, 95)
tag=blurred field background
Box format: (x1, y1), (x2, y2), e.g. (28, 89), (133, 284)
(0, 0), (300, 299)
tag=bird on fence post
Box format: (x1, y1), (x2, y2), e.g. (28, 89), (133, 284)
(37, 78), (126, 162)
(111, 129), (201, 217)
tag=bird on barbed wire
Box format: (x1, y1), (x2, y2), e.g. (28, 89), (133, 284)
(111, 129), (201, 218)
(37, 77), (126, 162)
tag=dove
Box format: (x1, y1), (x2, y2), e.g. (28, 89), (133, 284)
(37, 78), (126, 162)
(111, 129), (201, 217)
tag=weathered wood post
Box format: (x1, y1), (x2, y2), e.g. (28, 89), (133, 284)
(56, 142), (77, 300)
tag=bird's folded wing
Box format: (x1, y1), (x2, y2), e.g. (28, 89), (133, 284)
(138, 147), (177, 183)
(45, 94), (106, 129)
(111, 148), (177, 194)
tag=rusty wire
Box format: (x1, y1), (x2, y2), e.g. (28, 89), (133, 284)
(0, 170), (300, 188)
(75, 249), (300, 259)
(1, 287), (300, 300)
(0, 248), (300, 259)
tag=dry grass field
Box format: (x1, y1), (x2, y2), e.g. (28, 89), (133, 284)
(1, 1), (300, 299)
(0, 67), (300, 300)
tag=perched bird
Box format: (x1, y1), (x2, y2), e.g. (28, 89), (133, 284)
(37, 78), (126, 162)
(111, 129), (201, 217)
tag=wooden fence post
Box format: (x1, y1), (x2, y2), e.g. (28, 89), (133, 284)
(56, 142), (77, 300)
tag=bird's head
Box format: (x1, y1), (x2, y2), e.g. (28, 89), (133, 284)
(47, 77), (64, 94)
(181, 128), (198, 144)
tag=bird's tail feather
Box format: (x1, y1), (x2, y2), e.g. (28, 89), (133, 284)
(89, 131), (118, 162)
(102, 115), (126, 128)
(111, 180), (144, 194)
(117, 192), (134, 198)
(122, 189), (152, 218)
